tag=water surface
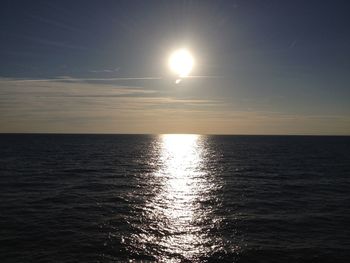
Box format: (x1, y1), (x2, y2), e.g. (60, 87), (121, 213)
(0, 134), (349, 262)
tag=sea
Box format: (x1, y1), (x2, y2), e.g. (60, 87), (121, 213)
(0, 134), (349, 262)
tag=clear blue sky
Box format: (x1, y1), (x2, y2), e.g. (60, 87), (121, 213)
(1, 0), (349, 134)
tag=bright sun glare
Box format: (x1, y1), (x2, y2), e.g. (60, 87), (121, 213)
(168, 48), (194, 78)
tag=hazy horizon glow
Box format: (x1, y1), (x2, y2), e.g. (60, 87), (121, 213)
(0, 1), (349, 135)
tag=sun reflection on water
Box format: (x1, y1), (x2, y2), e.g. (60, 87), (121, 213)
(131, 134), (223, 262)
(155, 134), (202, 225)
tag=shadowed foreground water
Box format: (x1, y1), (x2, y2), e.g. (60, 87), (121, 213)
(0, 134), (349, 262)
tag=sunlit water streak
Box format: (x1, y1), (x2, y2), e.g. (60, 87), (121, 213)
(127, 134), (225, 262)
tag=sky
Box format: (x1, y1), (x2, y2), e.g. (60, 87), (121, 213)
(0, 0), (349, 134)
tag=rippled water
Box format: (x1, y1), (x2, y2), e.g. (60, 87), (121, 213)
(0, 134), (349, 262)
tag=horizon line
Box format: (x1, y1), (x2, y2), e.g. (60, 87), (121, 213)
(0, 132), (349, 136)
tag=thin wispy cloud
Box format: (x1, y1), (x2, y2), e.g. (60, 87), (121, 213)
(89, 67), (120, 73)
(6, 76), (162, 83)
(0, 77), (222, 130)
(21, 36), (89, 50)
(1, 77), (348, 134)
(28, 14), (84, 33)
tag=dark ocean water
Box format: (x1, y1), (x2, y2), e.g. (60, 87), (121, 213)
(0, 134), (349, 262)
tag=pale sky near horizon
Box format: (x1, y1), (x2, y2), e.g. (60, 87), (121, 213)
(1, 0), (349, 135)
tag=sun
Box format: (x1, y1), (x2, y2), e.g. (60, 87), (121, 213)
(168, 48), (194, 78)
